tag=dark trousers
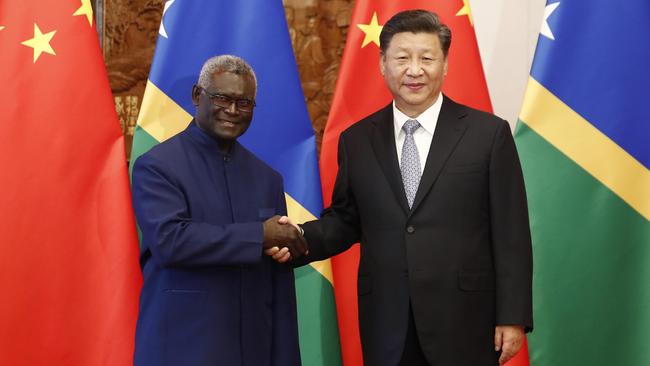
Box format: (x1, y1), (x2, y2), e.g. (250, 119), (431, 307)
(398, 305), (430, 366)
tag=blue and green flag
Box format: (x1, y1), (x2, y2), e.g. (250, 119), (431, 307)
(131, 1), (342, 364)
(515, 1), (650, 365)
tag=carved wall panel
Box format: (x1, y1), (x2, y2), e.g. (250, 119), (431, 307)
(102, 0), (163, 159)
(102, 0), (354, 160)
(284, 0), (353, 154)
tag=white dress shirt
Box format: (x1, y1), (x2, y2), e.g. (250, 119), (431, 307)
(393, 94), (443, 175)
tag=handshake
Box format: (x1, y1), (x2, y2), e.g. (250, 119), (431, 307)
(262, 215), (308, 263)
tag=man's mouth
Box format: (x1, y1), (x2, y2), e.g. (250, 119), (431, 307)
(404, 83), (425, 91)
(219, 120), (238, 128)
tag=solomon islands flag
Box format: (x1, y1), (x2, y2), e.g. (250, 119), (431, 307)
(515, 1), (650, 365)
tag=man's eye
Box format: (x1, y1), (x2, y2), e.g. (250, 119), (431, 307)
(237, 100), (252, 107)
(215, 94), (230, 102)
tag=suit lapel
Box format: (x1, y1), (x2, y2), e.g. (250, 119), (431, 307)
(370, 103), (410, 214)
(410, 96), (468, 215)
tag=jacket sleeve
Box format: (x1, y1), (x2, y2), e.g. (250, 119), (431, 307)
(489, 120), (534, 331)
(131, 154), (264, 268)
(298, 132), (361, 265)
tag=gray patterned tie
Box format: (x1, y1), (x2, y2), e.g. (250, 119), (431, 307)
(400, 119), (421, 208)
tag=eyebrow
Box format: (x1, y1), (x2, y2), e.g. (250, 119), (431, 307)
(393, 45), (437, 51)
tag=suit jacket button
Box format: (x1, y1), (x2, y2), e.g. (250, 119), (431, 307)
(406, 225), (415, 234)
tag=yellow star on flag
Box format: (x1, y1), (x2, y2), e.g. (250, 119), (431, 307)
(456, 0), (474, 26)
(0, 26), (5, 31)
(357, 12), (383, 48)
(21, 24), (57, 63)
(73, 0), (94, 26)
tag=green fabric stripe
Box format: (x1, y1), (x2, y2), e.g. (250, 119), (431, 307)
(129, 125), (160, 177)
(129, 125), (160, 249)
(294, 265), (343, 366)
(515, 121), (650, 366)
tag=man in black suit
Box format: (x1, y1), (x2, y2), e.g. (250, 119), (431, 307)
(274, 9), (532, 366)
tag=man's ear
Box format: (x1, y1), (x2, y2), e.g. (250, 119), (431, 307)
(379, 53), (386, 76)
(443, 57), (449, 76)
(191, 85), (201, 106)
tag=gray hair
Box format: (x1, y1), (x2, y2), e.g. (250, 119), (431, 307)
(197, 55), (258, 97)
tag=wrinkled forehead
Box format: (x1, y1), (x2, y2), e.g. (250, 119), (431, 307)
(208, 71), (256, 96)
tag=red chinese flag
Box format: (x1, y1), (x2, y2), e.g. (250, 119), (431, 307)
(0, 1), (141, 365)
(322, 1), (528, 365)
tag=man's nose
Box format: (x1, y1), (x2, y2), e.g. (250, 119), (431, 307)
(406, 60), (424, 76)
(223, 101), (239, 114)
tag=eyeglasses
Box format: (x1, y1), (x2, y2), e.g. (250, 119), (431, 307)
(199, 87), (256, 112)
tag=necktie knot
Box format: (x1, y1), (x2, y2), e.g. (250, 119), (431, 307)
(402, 119), (420, 135)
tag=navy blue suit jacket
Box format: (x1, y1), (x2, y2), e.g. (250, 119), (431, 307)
(131, 122), (301, 366)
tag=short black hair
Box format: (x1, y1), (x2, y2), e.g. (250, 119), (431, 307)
(379, 9), (452, 57)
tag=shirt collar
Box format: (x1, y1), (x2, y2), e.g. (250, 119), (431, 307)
(393, 93), (443, 137)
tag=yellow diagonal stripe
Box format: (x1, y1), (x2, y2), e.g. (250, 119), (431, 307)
(285, 193), (335, 285)
(519, 76), (650, 220)
(137, 80), (192, 142)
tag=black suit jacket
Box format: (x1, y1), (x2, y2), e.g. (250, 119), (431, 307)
(301, 96), (533, 366)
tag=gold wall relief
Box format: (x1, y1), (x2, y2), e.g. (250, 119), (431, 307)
(101, 0), (354, 160)
(114, 95), (140, 136)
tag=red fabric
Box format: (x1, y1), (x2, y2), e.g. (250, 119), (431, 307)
(507, 338), (531, 366)
(320, 2), (528, 365)
(0, 1), (142, 365)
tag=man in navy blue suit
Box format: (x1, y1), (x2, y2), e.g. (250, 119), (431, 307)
(131, 55), (306, 366)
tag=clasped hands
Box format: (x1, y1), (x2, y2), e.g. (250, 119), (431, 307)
(262, 215), (306, 263)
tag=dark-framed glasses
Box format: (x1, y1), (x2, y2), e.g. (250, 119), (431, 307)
(200, 87), (256, 112)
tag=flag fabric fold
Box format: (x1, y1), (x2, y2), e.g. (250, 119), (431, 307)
(515, 1), (650, 365)
(0, 1), (141, 364)
(131, 1), (341, 365)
